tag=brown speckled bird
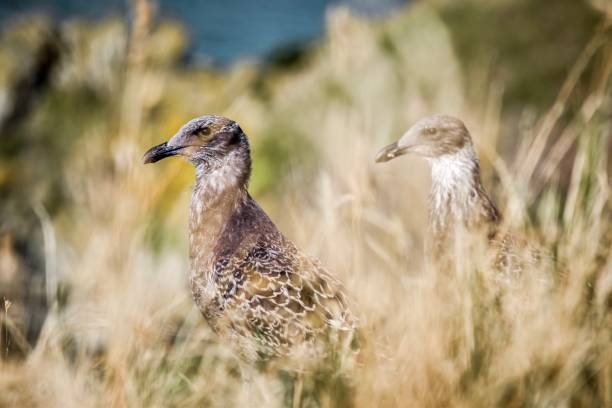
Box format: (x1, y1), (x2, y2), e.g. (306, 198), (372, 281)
(143, 115), (356, 366)
(376, 115), (538, 278)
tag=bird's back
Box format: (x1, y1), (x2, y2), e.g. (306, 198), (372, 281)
(191, 194), (356, 364)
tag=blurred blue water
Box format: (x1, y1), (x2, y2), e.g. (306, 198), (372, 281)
(0, 0), (406, 65)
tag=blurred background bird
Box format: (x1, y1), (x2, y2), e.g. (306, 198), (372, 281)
(376, 115), (544, 282)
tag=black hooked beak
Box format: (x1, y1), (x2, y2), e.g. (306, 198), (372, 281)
(142, 142), (184, 164)
(375, 141), (408, 163)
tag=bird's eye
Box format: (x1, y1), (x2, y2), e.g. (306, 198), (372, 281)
(199, 126), (211, 137)
(425, 127), (437, 136)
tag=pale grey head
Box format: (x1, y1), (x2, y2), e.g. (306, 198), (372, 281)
(376, 114), (472, 162)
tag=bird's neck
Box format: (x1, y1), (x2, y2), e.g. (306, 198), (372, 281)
(189, 156), (250, 275)
(429, 146), (480, 205)
(427, 146), (499, 246)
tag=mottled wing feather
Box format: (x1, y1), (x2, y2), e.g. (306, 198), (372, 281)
(210, 235), (355, 359)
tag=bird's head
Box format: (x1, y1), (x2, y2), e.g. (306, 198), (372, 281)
(143, 115), (249, 170)
(375, 114), (472, 163)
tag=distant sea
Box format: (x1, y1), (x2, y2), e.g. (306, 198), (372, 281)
(0, 0), (406, 65)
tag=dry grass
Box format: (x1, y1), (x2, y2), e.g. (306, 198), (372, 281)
(0, 2), (611, 407)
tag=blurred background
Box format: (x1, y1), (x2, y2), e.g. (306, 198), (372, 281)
(0, 0), (610, 406)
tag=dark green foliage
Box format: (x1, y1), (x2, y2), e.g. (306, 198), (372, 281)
(440, 0), (602, 110)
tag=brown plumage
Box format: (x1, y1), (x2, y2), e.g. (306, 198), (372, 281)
(376, 114), (537, 277)
(143, 115), (356, 366)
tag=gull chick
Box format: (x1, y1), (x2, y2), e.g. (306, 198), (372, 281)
(143, 115), (356, 366)
(376, 114), (501, 256)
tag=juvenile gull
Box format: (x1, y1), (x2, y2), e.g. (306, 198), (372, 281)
(143, 115), (356, 366)
(376, 114), (536, 277)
